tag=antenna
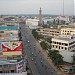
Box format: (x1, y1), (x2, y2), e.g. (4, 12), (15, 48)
(63, 0), (64, 16)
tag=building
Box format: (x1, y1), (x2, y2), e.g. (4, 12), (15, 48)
(0, 25), (19, 30)
(0, 30), (19, 41)
(55, 16), (70, 25)
(51, 37), (75, 63)
(43, 18), (54, 25)
(61, 28), (75, 35)
(0, 56), (26, 73)
(0, 18), (27, 74)
(0, 72), (27, 75)
(26, 19), (39, 29)
(59, 50), (75, 63)
(51, 37), (75, 52)
(37, 28), (60, 37)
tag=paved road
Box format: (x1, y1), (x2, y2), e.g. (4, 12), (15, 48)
(20, 24), (60, 75)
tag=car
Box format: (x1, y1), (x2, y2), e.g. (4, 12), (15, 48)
(35, 62), (36, 64)
(41, 61), (42, 63)
(35, 55), (37, 57)
(32, 52), (33, 55)
(32, 58), (33, 61)
(34, 45), (35, 48)
(28, 40), (29, 43)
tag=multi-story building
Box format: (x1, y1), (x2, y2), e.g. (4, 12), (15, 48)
(0, 56), (26, 73)
(26, 19), (39, 29)
(61, 28), (75, 35)
(0, 30), (19, 41)
(51, 37), (75, 52)
(38, 28), (60, 37)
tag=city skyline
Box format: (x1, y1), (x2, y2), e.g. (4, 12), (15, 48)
(0, 0), (74, 15)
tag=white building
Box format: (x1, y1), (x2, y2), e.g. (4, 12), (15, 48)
(51, 37), (75, 63)
(58, 16), (70, 24)
(43, 18), (54, 25)
(26, 19), (40, 29)
(51, 37), (75, 52)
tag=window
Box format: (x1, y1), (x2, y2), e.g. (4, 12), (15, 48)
(65, 47), (67, 50)
(57, 32), (59, 33)
(11, 70), (15, 73)
(64, 43), (68, 46)
(0, 31), (4, 33)
(56, 46), (57, 48)
(59, 46), (60, 49)
(59, 42), (61, 45)
(0, 71), (2, 73)
(55, 42), (56, 44)
(53, 45), (55, 48)
(57, 42), (58, 44)
(62, 47), (63, 49)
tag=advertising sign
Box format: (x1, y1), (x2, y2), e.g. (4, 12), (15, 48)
(17, 58), (24, 73)
(2, 41), (22, 52)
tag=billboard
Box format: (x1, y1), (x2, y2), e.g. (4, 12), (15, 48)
(2, 41), (22, 55)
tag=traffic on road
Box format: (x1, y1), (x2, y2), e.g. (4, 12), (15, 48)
(20, 24), (60, 75)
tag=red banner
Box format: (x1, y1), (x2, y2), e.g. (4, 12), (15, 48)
(2, 42), (22, 52)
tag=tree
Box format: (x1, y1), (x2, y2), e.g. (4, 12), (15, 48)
(40, 41), (48, 50)
(45, 37), (52, 43)
(32, 29), (39, 40)
(72, 54), (75, 73)
(48, 50), (63, 65)
(19, 36), (22, 41)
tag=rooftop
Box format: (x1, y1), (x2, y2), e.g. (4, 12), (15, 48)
(0, 25), (18, 30)
(53, 37), (73, 41)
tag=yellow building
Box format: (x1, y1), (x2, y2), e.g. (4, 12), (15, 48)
(61, 28), (75, 35)
(38, 28), (60, 37)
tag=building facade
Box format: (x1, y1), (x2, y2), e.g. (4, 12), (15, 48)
(51, 37), (75, 52)
(0, 56), (26, 73)
(26, 19), (39, 29)
(61, 28), (75, 35)
(38, 28), (60, 37)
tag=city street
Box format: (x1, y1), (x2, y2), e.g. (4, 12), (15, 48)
(20, 24), (60, 75)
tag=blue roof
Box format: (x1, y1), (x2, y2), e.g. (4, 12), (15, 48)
(0, 25), (18, 30)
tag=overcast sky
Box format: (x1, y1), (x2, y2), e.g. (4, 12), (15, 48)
(0, 0), (74, 15)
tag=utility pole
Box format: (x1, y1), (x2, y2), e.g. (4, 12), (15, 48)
(63, 0), (64, 16)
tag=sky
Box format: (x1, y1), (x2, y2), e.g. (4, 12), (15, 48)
(0, 0), (74, 15)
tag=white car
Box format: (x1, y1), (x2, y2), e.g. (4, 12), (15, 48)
(28, 40), (29, 43)
(32, 58), (33, 61)
(32, 52), (33, 55)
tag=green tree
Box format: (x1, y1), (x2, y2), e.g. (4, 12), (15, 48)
(40, 41), (48, 50)
(19, 36), (22, 41)
(72, 54), (75, 72)
(48, 50), (63, 65)
(32, 29), (39, 40)
(45, 37), (52, 43)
